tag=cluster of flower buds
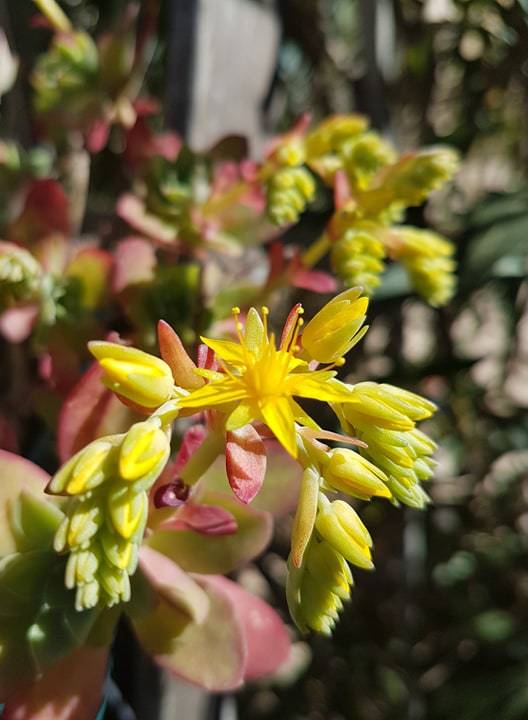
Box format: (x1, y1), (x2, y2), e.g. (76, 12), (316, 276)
(0, 242), (42, 306)
(329, 219), (386, 295)
(48, 417), (172, 610)
(336, 382), (437, 508)
(47, 338), (180, 610)
(265, 128), (316, 226)
(383, 226), (457, 307)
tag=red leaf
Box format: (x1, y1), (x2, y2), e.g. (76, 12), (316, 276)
(113, 237), (157, 293)
(157, 320), (204, 390)
(173, 424), (207, 475)
(196, 343), (218, 371)
(226, 425), (266, 504)
(333, 169), (352, 209)
(85, 119), (110, 153)
(0, 304), (39, 343)
(7, 179), (70, 245)
(202, 576), (291, 681)
(292, 268), (337, 293)
(57, 362), (134, 462)
(161, 502), (238, 536)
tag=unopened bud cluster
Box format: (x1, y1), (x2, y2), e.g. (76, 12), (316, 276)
(266, 138), (316, 226)
(48, 418), (171, 610)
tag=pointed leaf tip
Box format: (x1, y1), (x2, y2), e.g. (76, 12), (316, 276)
(226, 425), (267, 504)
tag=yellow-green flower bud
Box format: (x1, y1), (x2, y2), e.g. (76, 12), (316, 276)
(302, 288), (369, 363)
(386, 227), (456, 307)
(288, 539), (354, 635)
(98, 562), (131, 605)
(100, 525), (137, 572)
(339, 382), (436, 432)
(89, 341), (174, 408)
(315, 497), (373, 570)
(47, 436), (122, 496)
(74, 580), (100, 612)
(305, 114), (368, 184)
(107, 485), (148, 540)
(384, 147), (459, 206)
(119, 420), (170, 488)
(342, 132), (396, 190)
(65, 547), (100, 589)
(266, 167), (316, 226)
(325, 447), (391, 500)
(330, 226), (386, 295)
(56, 496), (103, 550)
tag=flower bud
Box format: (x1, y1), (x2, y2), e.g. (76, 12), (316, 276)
(315, 498), (373, 570)
(89, 341), (174, 408)
(119, 420), (170, 487)
(325, 448), (390, 500)
(340, 381), (436, 432)
(302, 288), (369, 363)
(47, 436), (121, 496)
(107, 485), (148, 540)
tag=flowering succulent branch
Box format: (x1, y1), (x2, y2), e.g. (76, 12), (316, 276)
(0, 0), (462, 711)
(68, 289), (438, 636)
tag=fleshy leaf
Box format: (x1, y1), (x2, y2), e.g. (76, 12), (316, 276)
(204, 576), (291, 680)
(159, 502), (237, 536)
(112, 237), (157, 293)
(226, 425), (267, 504)
(57, 362), (135, 463)
(117, 193), (176, 244)
(147, 490), (272, 574)
(66, 247), (113, 310)
(137, 547), (209, 624)
(3, 644), (108, 720)
(132, 572), (246, 691)
(0, 304), (39, 343)
(200, 440), (301, 517)
(157, 320), (204, 390)
(0, 450), (50, 556)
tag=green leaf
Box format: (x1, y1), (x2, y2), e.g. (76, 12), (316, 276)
(9, 490), (64, 552)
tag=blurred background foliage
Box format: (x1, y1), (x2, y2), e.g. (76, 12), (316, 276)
(2, 0), (528, 718)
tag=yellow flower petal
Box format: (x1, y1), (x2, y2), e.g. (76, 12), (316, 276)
(260, 396), (298, 457)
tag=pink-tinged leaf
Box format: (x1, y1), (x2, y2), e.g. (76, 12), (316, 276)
(333, 169), (352, 209)
(66, 247), (113, 309)
(132, 573), (246, 691)
(203, 576), (291, 680)
(112, 237), (156, 293)
(201, 440), (301, 517)
(138, 547), (209, 624)
(157, 320), (204, 390)
(173, 425), (207, 475)
(226, 425), (266, 504)
(196, 343), (218, 371)
(292, 269), (337, 293)
(3, 645), (108, 720)
(116, 193), (176, 245)
(147, 490), (272, 574)
(160, 502), (237, 536)
(7, 179), (70, 245)
(57, 363), (135, 462)
(0, 449), (50, 556)
(85, 119), (110, 154)
(0, 304), (39, 343)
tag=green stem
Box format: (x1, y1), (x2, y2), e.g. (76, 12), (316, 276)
(32, 0), (72, 32)
(179, 430), (224, 485)
(301, 233), (331, 269)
